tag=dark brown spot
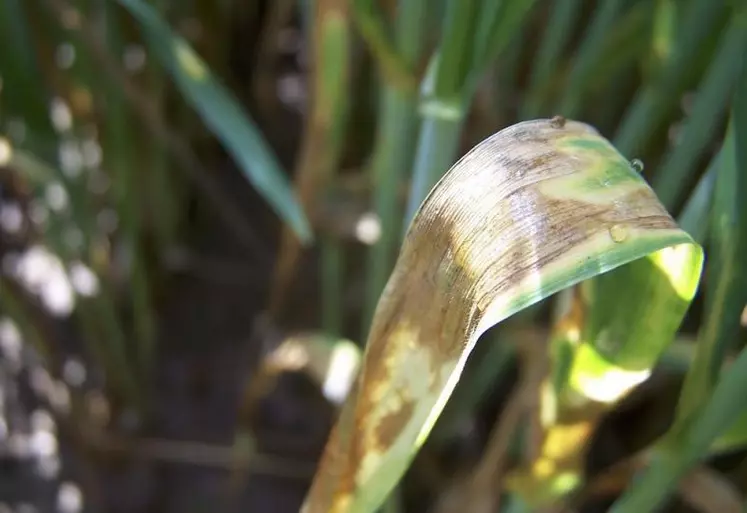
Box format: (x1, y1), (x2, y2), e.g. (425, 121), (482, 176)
(375, 399), (416, 448)
(550, 115), (566, 129)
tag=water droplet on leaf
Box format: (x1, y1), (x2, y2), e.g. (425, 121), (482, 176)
(630, 158), (644, 173)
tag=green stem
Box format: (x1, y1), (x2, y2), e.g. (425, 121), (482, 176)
(0, 0), (54, 138)
(645, 0), (678, 80)
(351, 0), (417, 91)
(405, 0), (537, 228)
(652, 18), (747, 210)
(676, 51), (747, 421)
(521, 0), (584, 119)
(148, 0), (178, 253)
(404, 113), (464, 225)
(676, 150), (719, 246)
(611, 345), (747, 513)
(363, 88), (419, 331)
(102, 0), (157, 392)
(362, 0), (427, 334)
(314, 3), (351, 335)
(612, 0), (726, 156)
(433, 0), (481, 100)
(11, 149), (142, 408)
(558, 0), (626, 117)
(471, 0), (539, 78)
(46, 0), (143, 406)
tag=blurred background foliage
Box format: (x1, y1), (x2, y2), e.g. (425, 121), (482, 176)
(0, 0), (745, 512)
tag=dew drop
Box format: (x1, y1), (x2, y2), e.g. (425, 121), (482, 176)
(609, 224), (628, 243)
(630, 158), (644, 173)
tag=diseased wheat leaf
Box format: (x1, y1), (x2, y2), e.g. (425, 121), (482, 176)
(302, 119), (703, 513)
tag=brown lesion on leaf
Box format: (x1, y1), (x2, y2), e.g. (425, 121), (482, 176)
(550, 115), (567, 128)
(375, 398), (416, 449)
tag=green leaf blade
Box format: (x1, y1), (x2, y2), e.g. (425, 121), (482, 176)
(610, 26), (747, 513)
(116, 0), (312, 243)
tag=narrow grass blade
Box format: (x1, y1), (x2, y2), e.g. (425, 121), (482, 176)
(676, 151), (719, 246)
(6, 145), (59, 185)
(676, 50), (747, 422)
(362, 85), (422, 332)
(433, 0), (481, 100)
(116, 0), (312, 242)
(0, 0), (55, 138)
(99, 0), (156, 381)
(609, 40), (747, 513)
(405, 0), (538, 226)
(269, 1), (351, 327)
(405, 0), (485, 224)
(645, 0), (678, 79)
(521, 0), (584, 119)
(350, 0), (416, 91)
(302, 119), (702, 513)
(609, 346), (747, 513)
(652, 18), (747, 211)
(43, 0), (272, 263)
(471, 0), (539, 78)
(710, 409), (747, 454)
(145, 0), (177, 253)
(363, 0), (428, 334)
(557, 0), (633, 117)
(404, 112), (464, 225)
(547, 2), (651, 124)
(613, 0), (726, 156)
(491, 3), (644, 134)
(52, 0), (107, 253)
(7, 147), (142, 406)
(317, 4), (350, 337)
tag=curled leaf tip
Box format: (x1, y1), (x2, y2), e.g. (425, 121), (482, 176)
(303, 119), (701, 513)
